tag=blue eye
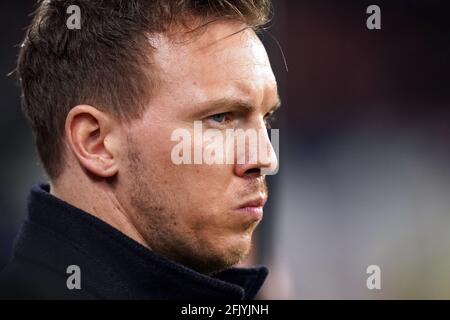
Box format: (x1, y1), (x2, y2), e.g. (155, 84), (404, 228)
(210, 113), (228, 123)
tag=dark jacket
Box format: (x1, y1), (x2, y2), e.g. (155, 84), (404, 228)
(0, 183), (268, 300)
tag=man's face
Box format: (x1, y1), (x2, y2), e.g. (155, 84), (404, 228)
(118, 21), (279, 273)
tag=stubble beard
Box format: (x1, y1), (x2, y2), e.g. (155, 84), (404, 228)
(125, 144), (253, 274)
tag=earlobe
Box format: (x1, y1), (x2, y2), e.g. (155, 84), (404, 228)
(65, 105), (119, 178)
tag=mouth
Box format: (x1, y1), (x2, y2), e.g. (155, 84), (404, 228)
(234, 196), (267, 220)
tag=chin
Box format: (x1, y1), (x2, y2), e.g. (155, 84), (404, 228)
(206, 235), (254, 273)
(181, 235), (252, 274)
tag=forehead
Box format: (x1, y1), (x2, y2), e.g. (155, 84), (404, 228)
(150, 21), (277, 108)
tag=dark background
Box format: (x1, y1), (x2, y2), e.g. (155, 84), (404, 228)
(1, 1), (449, 298)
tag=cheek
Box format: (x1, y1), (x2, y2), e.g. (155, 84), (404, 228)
(172, 164), (233, 211)
(132, 126), (180, 170)
(132, 125), (234, 215)
(152, 126), (234, 191)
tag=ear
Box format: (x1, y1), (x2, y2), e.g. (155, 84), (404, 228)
(65, 105), (119, 178)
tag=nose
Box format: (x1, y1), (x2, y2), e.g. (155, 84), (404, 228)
(233, 118), (279, 178)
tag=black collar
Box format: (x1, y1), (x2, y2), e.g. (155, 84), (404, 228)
(13, 183), (268, 299)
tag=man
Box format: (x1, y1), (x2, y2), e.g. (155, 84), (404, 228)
(0, 0), (280, 299)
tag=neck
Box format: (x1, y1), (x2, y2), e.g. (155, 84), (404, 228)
(50, 175), (149, 249)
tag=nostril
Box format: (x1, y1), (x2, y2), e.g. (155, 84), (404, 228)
(244, 168), (261, 178)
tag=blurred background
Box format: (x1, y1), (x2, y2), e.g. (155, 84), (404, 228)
(1, 0), (449, 299)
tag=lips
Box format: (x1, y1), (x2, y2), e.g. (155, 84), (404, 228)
(235, 196), (267, 220)
(239, 197), (267, 209)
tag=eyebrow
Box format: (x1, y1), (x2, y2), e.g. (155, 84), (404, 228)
(191, 97), (282, 119)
